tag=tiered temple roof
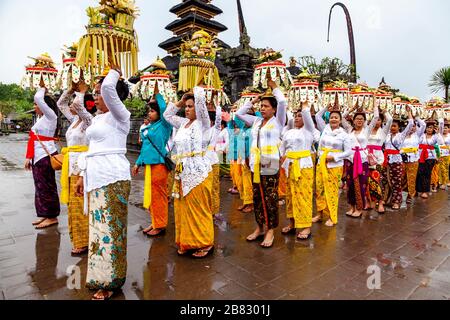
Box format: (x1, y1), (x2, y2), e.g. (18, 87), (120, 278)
(159, 0), (229, 55)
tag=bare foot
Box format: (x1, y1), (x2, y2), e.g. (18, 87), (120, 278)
(281, 221), (295, 235)
(297, 228), (311, 240)
(146, 228), (166, 237)
(260, 229), (274, 248)
(312, 214), (322, 223)
(71, 247), (88, 255)
(325, 219), (335, 227)
(92, 289), (113, 300)
(420, 193), (429, 199)
(246, 227), (265, 242)
(346, 208), (355, 216)
(242, 205), (254, 213)
(142, 225), (153, 233)
(35, 218), (58, 229)
(351, 210), (363, 218)
(32, 218), (46, 226)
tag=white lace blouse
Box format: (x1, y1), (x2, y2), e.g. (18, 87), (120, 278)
(31, 88), (57, 164)
(78, 70), (131, 193)
(367, 111), (393, 165)
(280, 109), (320, 175)
(164, 87), (212, 197)
(57, 91), (93, 176)
(203, 105), (222, 166)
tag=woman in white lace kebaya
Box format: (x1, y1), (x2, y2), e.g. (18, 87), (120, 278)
(163, 87), (214, 258)
(57, 82), (94, 255)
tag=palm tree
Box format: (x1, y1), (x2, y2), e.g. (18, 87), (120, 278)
(429, 67), (450, 102)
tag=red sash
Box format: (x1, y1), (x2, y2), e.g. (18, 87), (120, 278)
(419, 144), (435, 164)
(383, 149), (400, 167)
(26, 131), (56, 159)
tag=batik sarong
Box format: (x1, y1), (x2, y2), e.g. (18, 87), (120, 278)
(241, 164), (254, 205)
(286, 165), (314, 229)
(252, 174), (279, 229)
(403, 162), (419, 199)
(212, 164), (220, 215)
(68, 176), (89, 249)
(174, 172), (214, 252)
(416, 159), (436, 193)
(431, 162), (440, 188)
(86, 180), (131, 291)
(368, 168), (383, 202)
(31, 154), (60, 218)
(439, 156), (450, 186)
(387, 163), (404, 205)
(316, 163), (342, 225)
(347, 162), (369, 210)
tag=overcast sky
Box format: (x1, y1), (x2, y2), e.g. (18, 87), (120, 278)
(0, 0), (448, 101)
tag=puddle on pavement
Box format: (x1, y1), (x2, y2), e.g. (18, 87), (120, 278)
(0, 157), (20, 171)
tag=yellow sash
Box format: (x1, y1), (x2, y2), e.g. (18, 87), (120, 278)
(401, 147), (418, 154)
(286, 150), (312, 180)
(440, 145), (450, 150)
(251, 146), (279, 183)
(319, 147), (342, 181)
(60, 145), (89, 204)
(143, 165), (152, 209)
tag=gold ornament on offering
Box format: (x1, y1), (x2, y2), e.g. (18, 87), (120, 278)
(76, 0), (139, 79)
(424, 97), (446, 120)
(57, 42), (92, 90)
(178, 30), (221, 92)
(203, 86), (231, 108)
(322, 80), (350, 112)
(132, 57), (176, 102)
(253, 48), (293, 90)
(288, 69), (321, 112)
(21, 53), (59, 91)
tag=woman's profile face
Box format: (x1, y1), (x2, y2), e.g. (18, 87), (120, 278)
(185, 98), (196, 120)
(34, 103), (43, 116)
(94, 83), (108, 113)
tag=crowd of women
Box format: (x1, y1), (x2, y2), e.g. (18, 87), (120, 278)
(24, 66), (450, 300)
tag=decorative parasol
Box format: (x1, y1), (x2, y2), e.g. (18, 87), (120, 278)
(203, 86), (231, 108)
(131, 57), (176, 102)
(322, 80), (350, 112)
(21, 53), (59, 91)
(236, 87), (263, 110)
(253, 48), (293, 89)
(390, 93), (412, 120)
(76, 0), (139, 79)
(57, 43), (92, 90)
(178, 30), (221, 92)
(288, 69), (321, 112)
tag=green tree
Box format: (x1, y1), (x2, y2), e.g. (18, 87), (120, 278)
(0, 83), (35, 116)
(429, 67), (450, 102)
(298, 56), (358, 88)
(124, 97), (147, 118)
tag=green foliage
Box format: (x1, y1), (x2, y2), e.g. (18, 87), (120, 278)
(0, 83), (35, 117)
(124, 97), (147, 118)
(298, 56), (358, 88)
(429, 67), (450, 102)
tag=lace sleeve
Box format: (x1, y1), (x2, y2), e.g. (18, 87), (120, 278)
(163, 102), (188, 129)
(72, 92), (93, 131)
(101, 70), (131, 123)
(315, 107), (327, 132)
(57, 90), (75, 123)
(193, 86), (210, 130)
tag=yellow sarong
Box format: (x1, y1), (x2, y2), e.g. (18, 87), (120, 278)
(60, 145), (89, 204)
(287, 165), (314, 228)
(144, 165), (152, 209)
(251, 146), (279, 183)
(286, 150), (312, 181)
(319, 147), (342, 182)
(174, 172), (214, 251)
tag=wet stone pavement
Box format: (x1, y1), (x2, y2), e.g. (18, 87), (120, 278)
(0, 133), (450, 300)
